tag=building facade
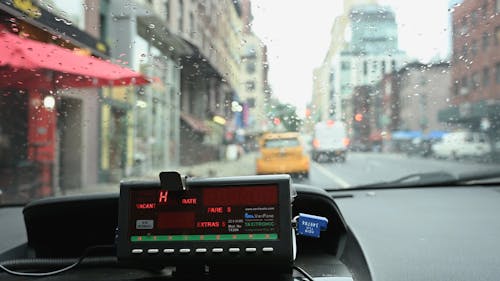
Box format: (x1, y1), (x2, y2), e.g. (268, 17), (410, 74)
(0, 0), (146, 199)
(441, 0), (500, 144)
(310, 0), (377, 123)
(397, 63), (451, 133)
(335, 4), (407, 123)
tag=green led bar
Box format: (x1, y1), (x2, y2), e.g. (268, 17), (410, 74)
(131, 233), (278, 242)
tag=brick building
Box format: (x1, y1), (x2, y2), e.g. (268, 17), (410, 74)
(441, 0), (500, 143)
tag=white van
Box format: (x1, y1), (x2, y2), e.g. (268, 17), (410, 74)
(312, 120), (349, 162)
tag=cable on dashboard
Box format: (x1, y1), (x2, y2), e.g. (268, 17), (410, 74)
(0, 244), (116, 277)
(293, 265), (315, 281)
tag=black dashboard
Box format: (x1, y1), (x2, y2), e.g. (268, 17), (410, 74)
(1, 181), (500, 281)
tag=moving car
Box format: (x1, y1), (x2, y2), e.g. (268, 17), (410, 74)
(256, 132), (310, 178)
(311, 120), (349, 162)
(432, 131), (491, 160)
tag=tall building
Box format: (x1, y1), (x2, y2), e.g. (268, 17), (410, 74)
(439, 0), (500, 145)
(239, 0), (269, 137)
(335, 4), (407, 126)
(348, 5), (399, 55)
(104, 0), (191, 175)
(311, 0), (377, 123)
(103, 0), (266, 167)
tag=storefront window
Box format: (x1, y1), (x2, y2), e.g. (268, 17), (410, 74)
(47, 0), (86, 30)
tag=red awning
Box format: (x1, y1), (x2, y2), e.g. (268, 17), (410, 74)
(0, 30), (149, 89)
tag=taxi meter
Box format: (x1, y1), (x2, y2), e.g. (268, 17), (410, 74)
(117, 173), (296, 268)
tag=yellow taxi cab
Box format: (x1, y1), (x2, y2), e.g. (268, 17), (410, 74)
(256, 132), (310, 178)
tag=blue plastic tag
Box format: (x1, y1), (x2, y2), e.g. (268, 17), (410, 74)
(297, 213), (328, 238)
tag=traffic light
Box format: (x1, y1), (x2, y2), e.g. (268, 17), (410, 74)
(354, 113), (363, 122)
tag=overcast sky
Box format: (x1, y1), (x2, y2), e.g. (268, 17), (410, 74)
(251, 0), (450, 116)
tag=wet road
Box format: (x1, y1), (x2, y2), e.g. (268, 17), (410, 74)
(293, 152), (500, 189)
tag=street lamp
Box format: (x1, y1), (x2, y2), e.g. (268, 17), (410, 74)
(231, 101), (243, 112)
(43, 95), (56, 110)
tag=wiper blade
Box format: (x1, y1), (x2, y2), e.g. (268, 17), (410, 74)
(326, 169), (500, 191)
(338, 171), (456, 190)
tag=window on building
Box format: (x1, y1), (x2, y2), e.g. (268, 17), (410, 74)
(482, 32), (489, 50)
(189, 12), (194, 37)
(178, 0), (184, 32)
(471, 40), (478, 56)
(246, 61), (256, 74)
(453, 81), (459, 96)
(471, 10), (478, 27)
(246, 81), (255, 91)
(100, 0), (110, 39)
(247, 98), (256, 108)
(165, 0), (170, 22)
(462, 44), (468, 58)
(461, 76), (468, 94)
(461, 16), (468, 35)
(363, 60), (368, 76)
(496, 63), (500, 84)
(483, 0), (488, 18)
(472, 72), (480, 89)
(496, 0), (500, 13)
(391, 60), (396, 72)
(483, 67), (490, 86)
(341, 61), (350, 70)
(495, 26), (500, 45)
(99, 13), (107, 40)
(381, 60), (386, 74)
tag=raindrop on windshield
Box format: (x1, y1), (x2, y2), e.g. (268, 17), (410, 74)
(54, 17), (73, 26)
(149, 23), (155, 29)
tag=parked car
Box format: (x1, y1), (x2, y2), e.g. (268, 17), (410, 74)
(256, 132), (310, 178)
(406, 137), (433, 157)
(432, 131), (491, 160)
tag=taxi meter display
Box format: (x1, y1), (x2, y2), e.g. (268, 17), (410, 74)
(130, 186), (278, 240)
(117, 175), (294, 266)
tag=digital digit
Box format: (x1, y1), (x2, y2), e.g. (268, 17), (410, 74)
(158, 190), (169, 203)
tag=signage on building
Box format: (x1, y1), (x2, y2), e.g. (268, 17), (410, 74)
(0, 0), (109, 56)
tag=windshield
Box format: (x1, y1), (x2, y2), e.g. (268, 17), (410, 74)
(264, 138), (300, 148)
(0, 0), (500, 204)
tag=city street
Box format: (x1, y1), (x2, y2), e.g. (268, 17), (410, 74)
(176, 151), (500, 189)
(295, 152), (500, 189)
(63, 151), (500, 197)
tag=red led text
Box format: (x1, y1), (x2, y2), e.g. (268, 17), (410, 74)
(197, 221), (220, 228)
(158, 191), (169, 203)
(207, 207), (223, 213)
(182, 198), (197, 204)
(136, 203), (156, 209)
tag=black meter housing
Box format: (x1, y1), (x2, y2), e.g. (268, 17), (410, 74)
(117, 174), (295, 270)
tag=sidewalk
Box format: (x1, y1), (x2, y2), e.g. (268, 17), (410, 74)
(63, 152), (257, 196)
